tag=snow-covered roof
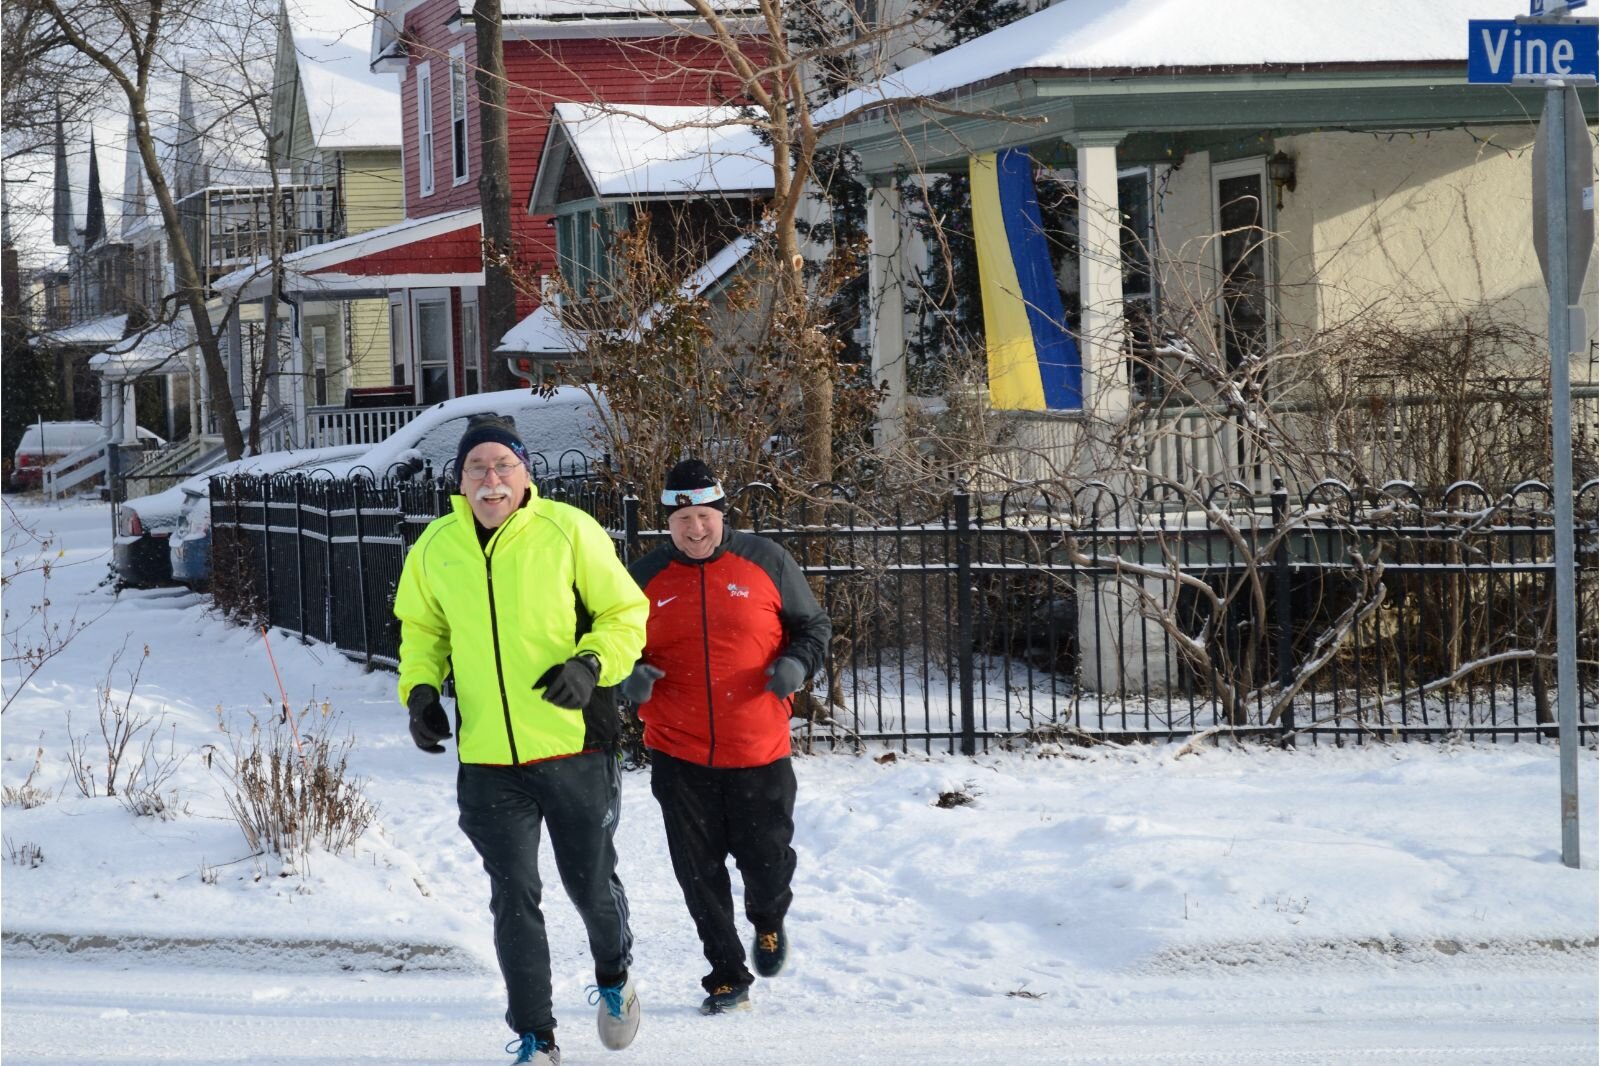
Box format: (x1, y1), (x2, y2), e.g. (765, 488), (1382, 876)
(285, 0), (402, 150)
(89, 317), (196, 380)
(541, 104), (772, 205)
(816, 0), (1516, 122)
(212, 207), (481, 297)
(497, 304), (577, 356)
(634, 230), (755, 332)
(498, 230), (756, 353)
(38, 313), (128, 348)
(495, 0), (706, 14)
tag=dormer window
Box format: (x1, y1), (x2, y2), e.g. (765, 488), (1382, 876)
(555, 203), (629, 302)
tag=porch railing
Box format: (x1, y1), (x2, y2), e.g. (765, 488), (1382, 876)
(304, 404), (426, 448)
(1135, 384), (1599, 498)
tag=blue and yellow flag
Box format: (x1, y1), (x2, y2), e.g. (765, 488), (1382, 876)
(970, 148), (1082, 411)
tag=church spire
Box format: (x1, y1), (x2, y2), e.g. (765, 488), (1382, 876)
(83, 130), (106, 248)
(52, 101), (73, 247)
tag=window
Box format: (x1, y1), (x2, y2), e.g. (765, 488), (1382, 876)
(1212, 159), (1271, 370)
(417, 62), (435, 196)
(312, 325), (329, 406)
(450, 47), (469, 185)
(413, 292), (452, 404)
(389, 297), (408, 387)
(1118, 167), (1159, 396)
(555, 203), (629, 301)
(461, 294), (482, 394)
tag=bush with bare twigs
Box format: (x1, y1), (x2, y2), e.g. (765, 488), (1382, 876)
(2, 746), (51, 809)
(211, 702), (377, 872)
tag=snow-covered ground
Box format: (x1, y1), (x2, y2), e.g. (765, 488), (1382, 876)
(2, 497), (1596, 1065)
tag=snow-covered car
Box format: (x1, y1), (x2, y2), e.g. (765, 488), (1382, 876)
(114, 445), (369, 588)
(314, 386), (606, 482)
(10, 422), (164, 492)
(165, 388), (607, 589)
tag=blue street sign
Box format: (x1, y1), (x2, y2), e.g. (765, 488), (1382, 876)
(1467, 20), (1599, 83)
(1531, 1), (1589, 16)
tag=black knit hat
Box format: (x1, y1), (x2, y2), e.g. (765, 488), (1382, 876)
(661, 458), (726, 514)
(454, 414), (528, 485)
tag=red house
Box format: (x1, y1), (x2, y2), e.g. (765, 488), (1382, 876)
(326, 0), (760, 403)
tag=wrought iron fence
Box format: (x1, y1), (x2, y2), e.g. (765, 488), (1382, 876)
(209, 472), (1600, 752)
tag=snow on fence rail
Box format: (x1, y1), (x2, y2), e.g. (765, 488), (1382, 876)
(208, 473), (1600, 752)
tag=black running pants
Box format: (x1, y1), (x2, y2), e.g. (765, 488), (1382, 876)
(649, 750), (796, 993)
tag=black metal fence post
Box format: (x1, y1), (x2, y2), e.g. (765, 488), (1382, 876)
(954, 487), (976, 756)
(261, 476), (275, 629)
(353, 484), (372, 667)
(321, 480), (334, 643)
(1271, 479), (1295, 742)
(622, 492), (640, 563)
(294, 477), (307, 639)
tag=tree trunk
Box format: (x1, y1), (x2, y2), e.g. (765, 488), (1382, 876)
(130, 109), (245, 460)
(474, 0), (518, 392)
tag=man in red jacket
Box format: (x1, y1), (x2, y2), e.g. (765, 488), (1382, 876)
(621, 459), (831, 1015)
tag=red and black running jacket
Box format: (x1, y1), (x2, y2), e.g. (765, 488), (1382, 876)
(628, 529), (831, 768)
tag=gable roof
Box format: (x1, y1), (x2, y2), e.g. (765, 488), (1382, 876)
(816, 0), (1517, 123)
(529, 103), (772, 210)
(284, 0), (401, 150)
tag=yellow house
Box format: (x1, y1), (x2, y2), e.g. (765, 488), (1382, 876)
(265, 0), (403, 416)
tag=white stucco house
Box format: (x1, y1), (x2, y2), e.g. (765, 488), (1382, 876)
(817, 0), (1598, 494)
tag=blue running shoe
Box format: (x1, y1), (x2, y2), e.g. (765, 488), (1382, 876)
(505, 1033), (560, 1065)
(587, 974), (640, 1050)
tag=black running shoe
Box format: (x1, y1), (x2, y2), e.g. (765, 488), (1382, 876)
(699, 983), (752, 1015)
(752, 926), (788, 978)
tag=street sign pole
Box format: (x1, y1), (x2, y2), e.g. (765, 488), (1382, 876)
(1538, 84), (1582, 870)
(1473, 3), (1595, 872)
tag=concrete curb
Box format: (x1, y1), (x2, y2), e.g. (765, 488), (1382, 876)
(1143, 934), (1599, 973)
(0, 930), (487, 973)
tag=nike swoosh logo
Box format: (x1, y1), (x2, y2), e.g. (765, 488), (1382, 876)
(656, 596), (678, 607)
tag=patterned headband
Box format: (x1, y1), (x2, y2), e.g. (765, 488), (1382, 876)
(661, 482), (725, 507)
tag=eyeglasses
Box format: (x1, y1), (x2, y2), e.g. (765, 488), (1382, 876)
(462, 459), (524, 481)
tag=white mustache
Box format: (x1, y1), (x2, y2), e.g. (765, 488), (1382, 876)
(474, 485), (512, 502)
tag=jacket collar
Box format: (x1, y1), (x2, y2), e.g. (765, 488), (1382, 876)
(450, 486), (538, 547)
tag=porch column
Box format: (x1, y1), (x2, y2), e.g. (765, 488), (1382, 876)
(100, 378), (115, 437)
(286, 300), (305, 447)
(1072, 135), (1129, 423)
(867, 180), (908, 449)
(107, 379), (124, 442)
(229, 309), (246, 410)
(122, 383), (139, 443)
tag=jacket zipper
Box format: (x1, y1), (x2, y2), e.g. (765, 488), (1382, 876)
(484, 538), (520, 764)
(697, 563), (716, 766)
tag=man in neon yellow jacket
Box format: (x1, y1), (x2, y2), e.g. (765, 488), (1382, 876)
(394, 415), (648, 1066)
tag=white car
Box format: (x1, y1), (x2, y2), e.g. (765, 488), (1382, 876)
(165, 387), (609, 588)
(316, 386), (607, 482)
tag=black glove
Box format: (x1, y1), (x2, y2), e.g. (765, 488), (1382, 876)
(764, 657), (806, 699)
(407, 684), (451, 753)
(536, 654), (599, 710)
(619, 662), (665, 705)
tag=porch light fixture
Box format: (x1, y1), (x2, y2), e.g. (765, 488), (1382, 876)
(1268, 150), (1296, 210)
